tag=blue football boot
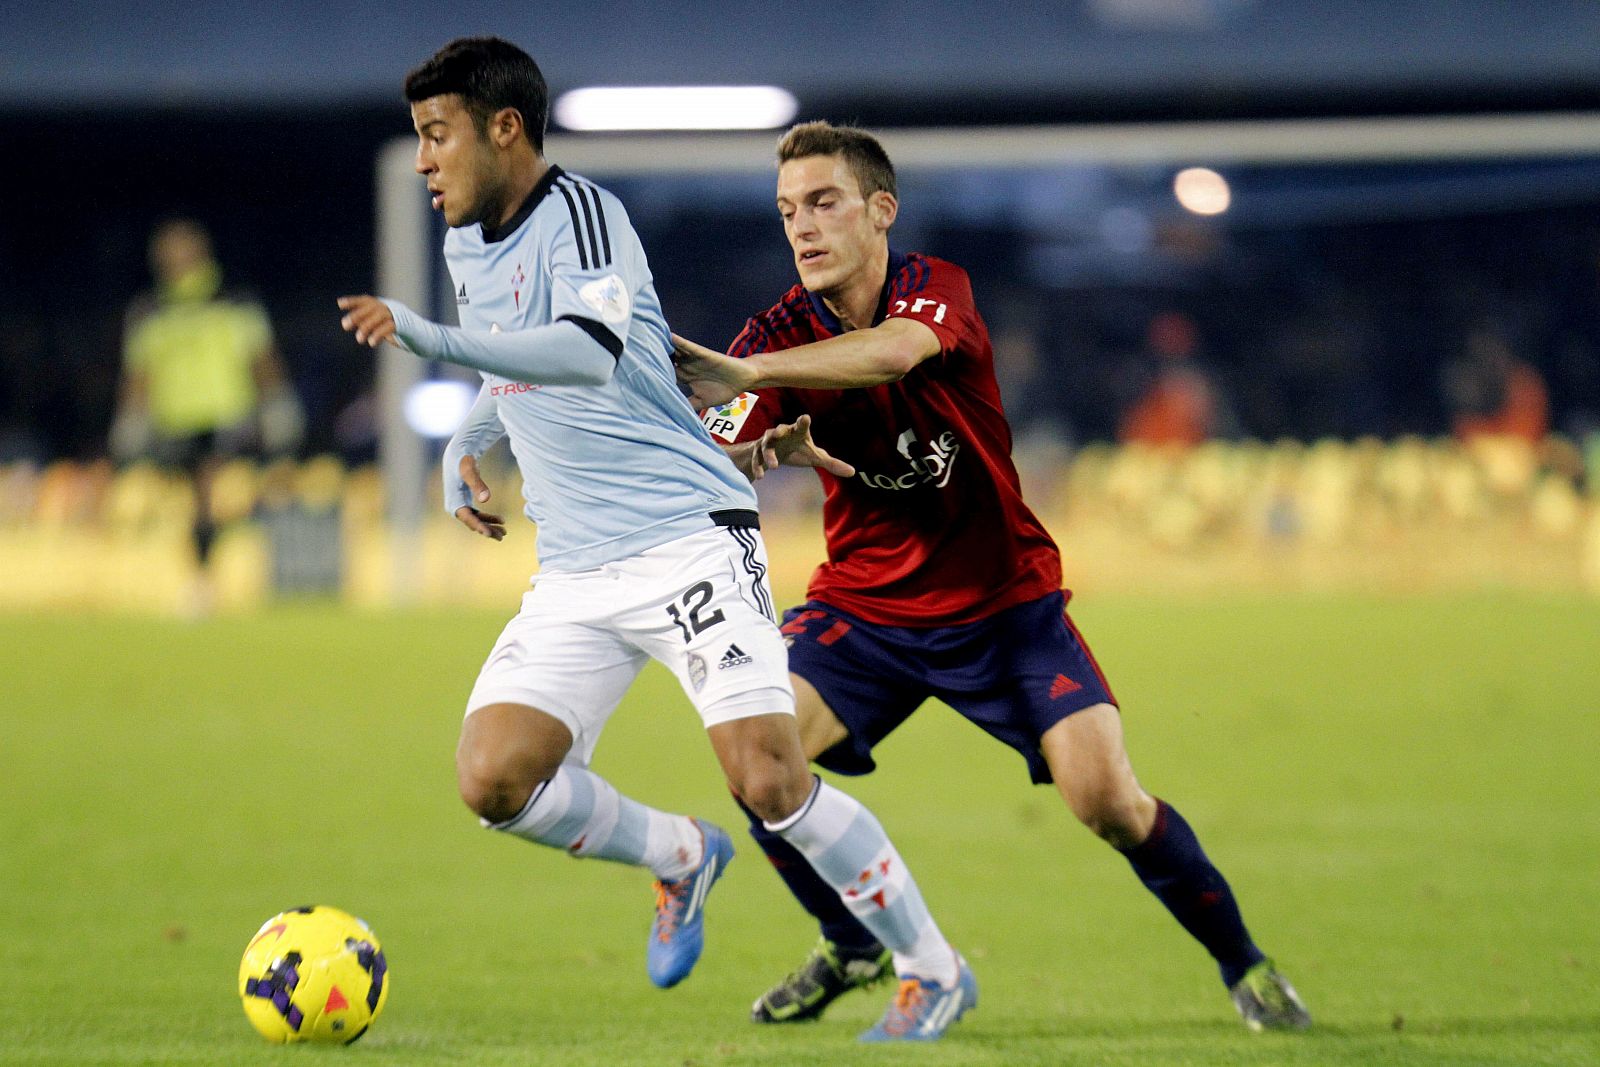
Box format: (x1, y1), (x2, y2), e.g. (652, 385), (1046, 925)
(647, 820), (734, 988)
(859, 953), (978, 1042)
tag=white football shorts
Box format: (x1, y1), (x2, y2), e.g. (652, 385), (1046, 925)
(464, 522), (794, 766)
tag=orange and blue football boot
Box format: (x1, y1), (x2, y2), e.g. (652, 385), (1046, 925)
(647, 820), (734, 988)
(859, 953), (977, 1042)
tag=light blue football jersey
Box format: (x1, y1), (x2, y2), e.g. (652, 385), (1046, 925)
(440, 165), (757, 573)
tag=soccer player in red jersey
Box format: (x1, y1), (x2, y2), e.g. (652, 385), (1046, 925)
(672, 121), (1311, 1033)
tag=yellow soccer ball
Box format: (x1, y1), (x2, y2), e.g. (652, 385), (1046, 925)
(238, 905), (389, 1044)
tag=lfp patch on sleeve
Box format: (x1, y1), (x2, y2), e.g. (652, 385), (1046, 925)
(579, 274), (631, 324)
(702, 392), (760, 442)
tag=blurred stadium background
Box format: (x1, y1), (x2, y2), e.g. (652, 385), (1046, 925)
(5, 2), (1600, 611)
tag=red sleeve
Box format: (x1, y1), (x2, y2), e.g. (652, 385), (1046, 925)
(699, 316), (791, 445)
(885, 257), (981, 360)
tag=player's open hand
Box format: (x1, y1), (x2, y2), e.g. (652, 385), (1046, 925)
(750, 414), (855, 481)
(672, 334), (757, 411)
(453, 455), (506, 540)
(337, 295), (399, 348)
(454, 505), (507, 540)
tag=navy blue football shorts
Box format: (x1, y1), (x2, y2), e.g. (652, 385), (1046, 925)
(780, 590), (1116, 785)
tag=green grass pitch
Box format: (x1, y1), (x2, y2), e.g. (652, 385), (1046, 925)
(2, 593), (1597, 1065)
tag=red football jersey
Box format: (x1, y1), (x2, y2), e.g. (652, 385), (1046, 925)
(705, 251), (1063, 626)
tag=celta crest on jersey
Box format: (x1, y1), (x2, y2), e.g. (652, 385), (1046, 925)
(857, 427), (961, 491)
(702, 392), (760, 442)
(511, 263), (526, 310)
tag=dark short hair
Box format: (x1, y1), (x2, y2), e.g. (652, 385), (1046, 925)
(777, 121), (897, 200)
(404, 37), (549, 152)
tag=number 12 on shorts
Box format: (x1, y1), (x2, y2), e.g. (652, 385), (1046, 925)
(666, 581), (726, 643)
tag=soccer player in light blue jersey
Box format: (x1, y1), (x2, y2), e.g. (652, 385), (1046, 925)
(336, 37), (976, 1040)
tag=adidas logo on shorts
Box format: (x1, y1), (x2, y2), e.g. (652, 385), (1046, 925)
(717, 644), (754, 670)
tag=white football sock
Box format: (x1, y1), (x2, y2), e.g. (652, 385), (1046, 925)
(767, 777), (958, 986)
(489, 764), (702, 881)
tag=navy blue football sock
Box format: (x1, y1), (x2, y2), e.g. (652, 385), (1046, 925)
(735, 796), (881, 954)
(1120, 798), (1266, 988)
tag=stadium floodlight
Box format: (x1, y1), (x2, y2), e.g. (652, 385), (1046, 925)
(403, 379), (478, 439)
(1173, 166), (1231, 215)
(554, 86), (799, 131)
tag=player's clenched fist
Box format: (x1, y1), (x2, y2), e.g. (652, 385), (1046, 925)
(337, 295), (399, 348)
(672, 333), (757, 411)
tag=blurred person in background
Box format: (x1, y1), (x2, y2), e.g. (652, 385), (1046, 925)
(1117, 309), (1230, 449)
(112, 218), (303, 613)
(1443, 320), (1549, 445)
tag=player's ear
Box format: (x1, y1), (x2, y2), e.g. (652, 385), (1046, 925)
(869, 190), (898, 232)
(489, 107), (524, 149)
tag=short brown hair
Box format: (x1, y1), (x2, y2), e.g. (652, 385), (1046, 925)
(777, 121), (897, 201)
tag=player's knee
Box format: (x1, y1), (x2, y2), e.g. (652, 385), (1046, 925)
(455, 746), (553, 824)
(729, 759), (812, 825)
(708, 708), (814, 822)
(729, 770), (789, 824)
(1067, 779), (1151, 849)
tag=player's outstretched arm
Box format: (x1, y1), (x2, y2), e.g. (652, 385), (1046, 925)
(337, 295), (616, 387)
(338, 295), (399, 348)
(723, 415), (855, 483)
(672, 335), (760, 410)
(676, 319), (940, 397)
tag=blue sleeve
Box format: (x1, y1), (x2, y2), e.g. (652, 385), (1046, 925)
(383, 301), (617, 385)
(441, 382), (505, 515)
(545, 180), (638, 356)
